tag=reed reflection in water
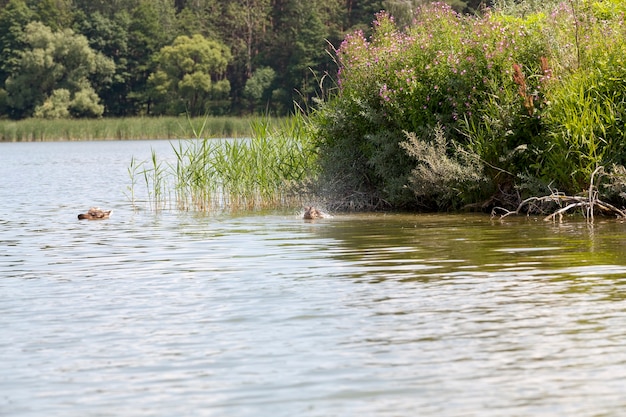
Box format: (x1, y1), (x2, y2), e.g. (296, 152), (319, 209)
(1, 141), (626, 416)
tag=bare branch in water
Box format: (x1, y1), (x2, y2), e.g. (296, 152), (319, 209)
(492, 166), (626, 222)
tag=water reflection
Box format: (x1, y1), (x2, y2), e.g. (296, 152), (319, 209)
(2, 141), (626, 416)
(310, 213), (626, 281)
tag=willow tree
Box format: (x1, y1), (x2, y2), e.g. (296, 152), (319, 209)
(148, 34), (232, 116)
(3, 21), (115, 118)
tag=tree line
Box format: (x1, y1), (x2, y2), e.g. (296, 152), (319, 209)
(0, 0), (484, 119)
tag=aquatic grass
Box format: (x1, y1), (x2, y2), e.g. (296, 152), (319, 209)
(125, 156), (141, 208)
(142, 149), (169, 211)
(133, 114), (317, 212)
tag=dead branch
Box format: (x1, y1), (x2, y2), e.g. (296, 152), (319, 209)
(492, 191), (626, 222)
(492, 165), (626, 222)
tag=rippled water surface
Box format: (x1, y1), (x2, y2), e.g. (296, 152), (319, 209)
(2, 140), (626, 416)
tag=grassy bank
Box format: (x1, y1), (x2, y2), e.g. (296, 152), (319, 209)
(0, 116), (282, 142)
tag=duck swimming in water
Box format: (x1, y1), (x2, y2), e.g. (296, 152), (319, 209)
(303, 206), (323, 220)
(78, 207), (112, 220)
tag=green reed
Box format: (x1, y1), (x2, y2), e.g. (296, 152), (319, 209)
(125, 156), (140, 207)
(132, 114), (318, 212)
(0, 116), (276, 141)
(143, 148), (169, 210)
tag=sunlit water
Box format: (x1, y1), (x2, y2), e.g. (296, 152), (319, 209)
(1, 140), (626, 416)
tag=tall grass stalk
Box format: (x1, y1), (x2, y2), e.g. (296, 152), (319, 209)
(126, 156), (141, 208)
(142, 149), (169, 211)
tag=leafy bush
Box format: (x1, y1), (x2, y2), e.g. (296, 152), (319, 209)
(400, 125), (486, 209)
(310, 1), (626, 210)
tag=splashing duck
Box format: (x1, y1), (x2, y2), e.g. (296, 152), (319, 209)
(78, 207), (112, 220)
(303, 206), (324, 220)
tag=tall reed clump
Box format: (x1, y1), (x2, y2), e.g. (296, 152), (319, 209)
(309, 1), (626, 211)
(131, 114), (318, 212)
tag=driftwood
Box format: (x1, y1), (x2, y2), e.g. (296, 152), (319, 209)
(492, 167), (626, 222)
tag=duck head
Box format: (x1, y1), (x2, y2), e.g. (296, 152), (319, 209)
(78, 207), (112, 220)
(303, 206), (322, 220)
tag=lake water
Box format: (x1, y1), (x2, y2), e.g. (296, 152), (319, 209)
(2, 140), (626, 417)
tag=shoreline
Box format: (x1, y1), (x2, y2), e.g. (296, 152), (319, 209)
(0, 116), (283, 142)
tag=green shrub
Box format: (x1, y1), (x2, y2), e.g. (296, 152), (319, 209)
(400, 125), (486, 209)
(310, 1), (626, 210)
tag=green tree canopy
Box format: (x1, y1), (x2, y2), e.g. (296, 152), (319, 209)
(174, 0), (221, 39)
(148, 34), (232, 116)
(125, 0), (177, 114)
(4, 21), (115, 118)
(74, 10), (133, 116)
(28, 0), (74, 30)
(244, 66), (276, 112)
(0, 0), (34, 84)
(267, 0), (329, 112)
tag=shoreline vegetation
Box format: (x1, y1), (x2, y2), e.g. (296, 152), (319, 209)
(0, 116), (283, 142)
(302, 1), (626, 220)
(7, 1), (626, 224)
(132, 1), (626, 223)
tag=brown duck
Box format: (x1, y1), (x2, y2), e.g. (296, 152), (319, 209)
(303, 206), (323, 220)
(78, 207), (112, 220)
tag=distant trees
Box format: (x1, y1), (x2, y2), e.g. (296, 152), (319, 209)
(72, 10), (132, 116)
(148, 34), (232, 116)
(0, 0), (484, 119)
(244, 67), (276, 113)
(3, 21), (114, 118)
(0, 0), (33, 86)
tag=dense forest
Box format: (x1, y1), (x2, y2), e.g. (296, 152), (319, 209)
(0, 0), (486, 119)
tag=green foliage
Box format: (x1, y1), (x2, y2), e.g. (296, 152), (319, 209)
(0, 0), (34, 84)
(603, 164), (626, 203)
(244, 67), (276, 112)
(222, 0), (271, 76)
(148, 34), (232, 116)
(32, 86), (106, 119)
(268, 0), (330, 111)
(124, 0), (177, 114)
(69, 86), (105, 118)
(33, 89), (71, 119)
(537, 59), (626, 192)
(30, 0), (73, 30)
(400, 125), (486, 208)
(310, 1), (626, 210)
(0, 0), (415, 118)
(132, 114), (317, 212)
(3, 21), (114, 118)
(73, 10), (132, 116)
